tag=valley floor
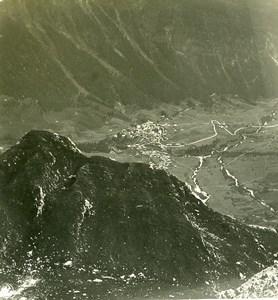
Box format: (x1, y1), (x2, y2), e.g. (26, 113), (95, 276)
(79, 98), (278, 228)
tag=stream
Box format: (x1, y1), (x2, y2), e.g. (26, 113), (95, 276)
(187, 118), (277, 214)
(188, 153), (214, 204)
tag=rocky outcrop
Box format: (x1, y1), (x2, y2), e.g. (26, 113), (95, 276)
(219, 261), (278, 298)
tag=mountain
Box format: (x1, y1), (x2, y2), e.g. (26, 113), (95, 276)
(1, 0), (278, 143)
(219, 261), (278, 298)
(0, 0), (278, 113)
(0, 130), (277, 299)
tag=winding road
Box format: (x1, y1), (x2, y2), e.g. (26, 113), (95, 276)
(187, 119), (278, 146)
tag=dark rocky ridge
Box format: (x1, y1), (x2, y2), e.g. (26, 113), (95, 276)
(0, 130), (278, 298)
(0, 0), (278, 112)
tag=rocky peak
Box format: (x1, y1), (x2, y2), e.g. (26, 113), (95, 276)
(0, 131), (277, 290)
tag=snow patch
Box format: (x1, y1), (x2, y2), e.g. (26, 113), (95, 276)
(35, 186), (46, 217)
(63, 260), (73, 267)
(0, 277), (39, 299)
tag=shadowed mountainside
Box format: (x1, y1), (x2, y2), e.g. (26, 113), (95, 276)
(0, 0), (278, 113)
(0, 130), (277, 298)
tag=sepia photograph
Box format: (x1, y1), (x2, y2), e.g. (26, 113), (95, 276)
(0, 0), (277, 299)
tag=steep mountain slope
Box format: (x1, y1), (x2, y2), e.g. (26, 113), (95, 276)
(0, 0), (278, 112)
(0, 130), (277, 298)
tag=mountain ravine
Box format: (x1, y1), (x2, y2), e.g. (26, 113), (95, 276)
(0, 130), (277, 299)
(1, 0), (278, 112)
